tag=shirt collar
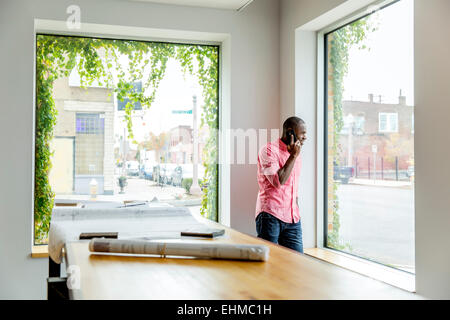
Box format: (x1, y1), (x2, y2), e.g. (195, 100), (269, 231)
(278, 138), (288, 153)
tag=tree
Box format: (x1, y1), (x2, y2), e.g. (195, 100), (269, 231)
(139, 132), (170, 151)
(137, 132), (170, 163)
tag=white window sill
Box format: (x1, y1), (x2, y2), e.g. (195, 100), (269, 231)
(305, 247), (415, 293)
(31, 245), (48, 258)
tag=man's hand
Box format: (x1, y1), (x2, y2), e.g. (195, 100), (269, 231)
(278, 135), (302, 185)
(287, 134), (301, 158)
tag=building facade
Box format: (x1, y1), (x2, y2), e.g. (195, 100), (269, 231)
(49, 76), (115, 195)
(338, 94), (414, 179)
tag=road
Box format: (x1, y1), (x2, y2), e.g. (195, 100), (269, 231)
(335, 184), (415, 272)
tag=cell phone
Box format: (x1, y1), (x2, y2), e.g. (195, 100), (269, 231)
(288, 129), (298, 143)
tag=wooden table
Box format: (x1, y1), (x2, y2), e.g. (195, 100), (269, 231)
(65, 219), (420, 300)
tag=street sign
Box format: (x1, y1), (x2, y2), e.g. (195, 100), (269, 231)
(172, 110), (192, 114)
(372, 144), (377, 153)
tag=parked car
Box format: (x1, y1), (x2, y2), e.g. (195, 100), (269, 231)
(143, 163), (154, 180)
(407, 165), (415, 178)
(126, 161), (140, 176)
(171, 164), (205, 187)
(159, 164), (169, 184)
(171, 166), (183, 187)
(153, 164), (160, 183)
(333, 165), (354, 184)
(160, 163), (178, 185)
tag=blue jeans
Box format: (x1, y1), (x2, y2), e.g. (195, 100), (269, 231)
(256, 212), (303, 253)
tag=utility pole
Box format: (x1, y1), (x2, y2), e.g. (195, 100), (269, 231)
(190, 94), (201, 195)
(372, 144), (377, 181)
(347, 114), (354, 167)
(123, 125), (127, 176)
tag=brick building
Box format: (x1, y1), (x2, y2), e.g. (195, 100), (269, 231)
(49, 76), (115, 195)
(339, 93), (414, 178)
(166, 125), (208, 164)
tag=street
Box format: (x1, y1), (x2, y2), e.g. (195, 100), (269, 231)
(56, 175), (201, 202)
(335, 183), (415, 272)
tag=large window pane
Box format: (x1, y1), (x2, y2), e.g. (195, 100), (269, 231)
(35, 35), (219, 244)
(325, 0), (414, 273)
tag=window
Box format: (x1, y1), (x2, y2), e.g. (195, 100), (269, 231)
(354, 115), (365, 134)
(324, 0), (414, 273)
(341, 114), (365, 135)
(379, 112), (398, 133)
(76, 113), (105, 134)
(35, 34), (219, 244)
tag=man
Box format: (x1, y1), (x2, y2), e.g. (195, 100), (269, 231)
(255, 117), (307, 253)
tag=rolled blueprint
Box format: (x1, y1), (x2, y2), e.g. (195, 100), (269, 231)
(89, 238), (269, 262)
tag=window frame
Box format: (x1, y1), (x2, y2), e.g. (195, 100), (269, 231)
(378, 112), (399, 133)
(318, 0), (403, 252)
(32, 22), (230, 247)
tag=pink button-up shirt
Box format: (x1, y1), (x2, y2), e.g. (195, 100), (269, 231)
(255, 139), (302, 223)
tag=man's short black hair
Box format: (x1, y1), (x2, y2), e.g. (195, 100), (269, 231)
(283, 116), (305, 132)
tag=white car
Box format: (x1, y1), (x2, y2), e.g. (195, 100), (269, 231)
(172, 164), (205, 187)
(126, 161), (140, 176)
(160, 163), (178, 185)
(407, 166), (415, 178)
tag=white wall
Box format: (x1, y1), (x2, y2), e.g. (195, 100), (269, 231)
(280, 0), (346, 249)
(280, 0), (346, 124)
(414, 0), (450, 299)
(0, 0), (280, 299)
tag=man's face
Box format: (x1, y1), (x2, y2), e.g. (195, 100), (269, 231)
(294, 124), (307, 146)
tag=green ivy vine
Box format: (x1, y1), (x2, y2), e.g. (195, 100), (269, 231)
(35, 34), (219, 244)
(327, 16), (377, 250)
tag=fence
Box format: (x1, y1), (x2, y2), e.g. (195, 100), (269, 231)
(351, 156), (412, 182)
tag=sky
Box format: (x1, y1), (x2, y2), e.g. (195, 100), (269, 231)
(69, 49), (208, 145)
(114, 58), (206, 144)
(126, 0), (415, 146)
(343, 0), (414, 105)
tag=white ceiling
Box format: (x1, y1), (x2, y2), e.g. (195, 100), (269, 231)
(131, 0), (254, 11)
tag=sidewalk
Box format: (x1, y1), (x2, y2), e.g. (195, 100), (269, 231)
(55, 176), (203, 205)
(349, 178), (413, 188)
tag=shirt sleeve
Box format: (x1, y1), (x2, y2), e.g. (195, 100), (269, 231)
(259, 144), (281, 188)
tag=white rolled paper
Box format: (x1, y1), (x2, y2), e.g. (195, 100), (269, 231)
(89, 238), (269, 262)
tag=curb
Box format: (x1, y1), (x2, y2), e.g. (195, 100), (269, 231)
(348, 180), (412, 188)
